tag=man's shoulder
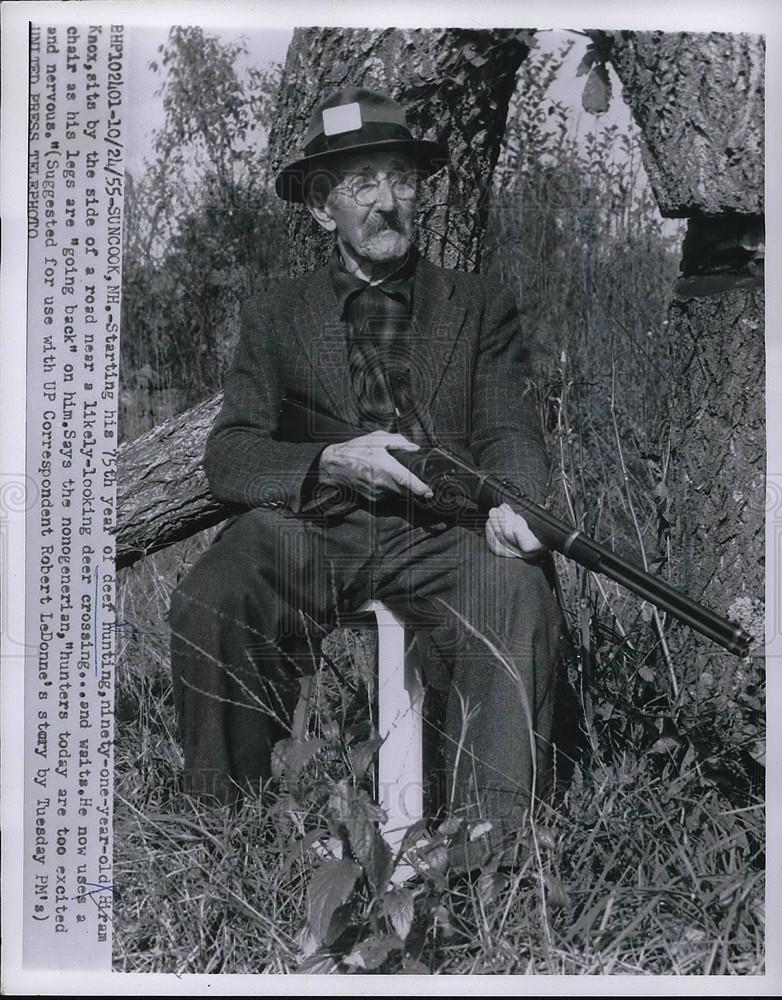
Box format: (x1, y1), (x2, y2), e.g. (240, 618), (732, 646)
(415, 256), (516, 305)
(242, 264), (333, 318)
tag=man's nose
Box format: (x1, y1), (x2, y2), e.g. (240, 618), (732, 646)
(373, 174), (396, 211)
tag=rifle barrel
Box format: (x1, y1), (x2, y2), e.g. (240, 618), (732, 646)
(392, 446), (752, 658)
(276, 399), (753, 658)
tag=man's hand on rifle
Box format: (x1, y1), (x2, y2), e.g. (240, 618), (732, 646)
(485, 502), (547, 561)
(320, 431), (434, 502)
(321, 434), (545, 561)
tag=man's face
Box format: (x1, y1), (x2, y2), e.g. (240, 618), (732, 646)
(309, 150), (419, 264)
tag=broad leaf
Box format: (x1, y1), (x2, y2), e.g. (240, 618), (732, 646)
(423, 845), (449, 871)
(576, 43), (598, 77)
(534, 826), (557, 851)
(281, 827), (329, 876)
(328, 779), (393, 894)
(298, 952), (339, 974)
(360, 828), (394, 896)
(402, 958), (431, 975)
(272, 737), (327, 782)
(343, 720), (371, 744)
(384, 886), (415, 941)
(543, 873), (570, 910)
(399, 818), (431, 854)
(329, 778), (387, 825)
(437, 816), (463, 836)
(649, 734), (683, 755)
(307, 858), (361, 946)
(345, 803), (393, 895)
(468, 820), (493, 842)
(582, 62), (612, 115)
(476, 871), (509, 908)
(323, 900), (353, 947)
(350, 730), (384, 780)
(343, 933), (403, 971)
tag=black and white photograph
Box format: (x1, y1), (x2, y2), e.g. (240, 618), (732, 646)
(1, 0), (778, 992)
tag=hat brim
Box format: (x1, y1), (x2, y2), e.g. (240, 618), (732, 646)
(275, 138), (449, 203)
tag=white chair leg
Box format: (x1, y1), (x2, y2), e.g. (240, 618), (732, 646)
(361, 600), (424, 861)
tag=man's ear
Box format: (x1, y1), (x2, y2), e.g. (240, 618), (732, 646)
(306, 201), (337, 233)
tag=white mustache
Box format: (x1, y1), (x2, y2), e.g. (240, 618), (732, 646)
(365, 211), (404, 235)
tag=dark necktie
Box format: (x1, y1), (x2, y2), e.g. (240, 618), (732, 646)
(343, 279), (433, 446)
(300, 257), (438, 521)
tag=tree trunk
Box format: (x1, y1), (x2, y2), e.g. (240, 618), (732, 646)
(665, 288), (764, 636)
(116, 394), (224, 568)
(594, 30), (765, 666)
(268, 27), (533, 274)
(116, 28), (535, 567)
(594, 30), (764, 217)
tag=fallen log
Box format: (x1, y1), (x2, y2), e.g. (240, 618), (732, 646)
(115, 393), (229, 568)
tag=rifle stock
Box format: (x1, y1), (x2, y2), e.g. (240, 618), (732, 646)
(276, 396), (753, 657)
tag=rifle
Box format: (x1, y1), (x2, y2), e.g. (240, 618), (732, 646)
(277, 396), (753, 658)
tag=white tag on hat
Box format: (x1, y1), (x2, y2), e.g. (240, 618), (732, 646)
(322, 102), (362, 136)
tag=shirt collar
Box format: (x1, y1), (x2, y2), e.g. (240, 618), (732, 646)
(329, 245), (417, 318)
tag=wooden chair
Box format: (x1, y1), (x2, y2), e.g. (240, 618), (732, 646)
(292, 600), (425, 858)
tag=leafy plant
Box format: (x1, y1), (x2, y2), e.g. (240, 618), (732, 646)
(270, 652), (534, 974)
(577, 38), (613, 114)
(121, 28), (287, 438)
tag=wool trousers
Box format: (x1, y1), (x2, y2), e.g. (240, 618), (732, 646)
(169, 500), (563, 829)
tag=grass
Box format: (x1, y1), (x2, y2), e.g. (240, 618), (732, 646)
(112, 534), (764, 975)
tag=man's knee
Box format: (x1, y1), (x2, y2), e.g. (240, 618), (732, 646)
(170, 545), (239, 634)
(504, 557), (560, 623)
(170, 508), (291, 624)
(461, 548), (559, 634)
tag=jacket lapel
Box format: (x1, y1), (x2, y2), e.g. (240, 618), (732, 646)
(412, 258), (468, 408)
(291, 266), (361, 424)
(290, 254), (467, 424)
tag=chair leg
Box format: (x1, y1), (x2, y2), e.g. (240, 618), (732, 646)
(368, 601), (425, 857)
(302, 602), (425, 882)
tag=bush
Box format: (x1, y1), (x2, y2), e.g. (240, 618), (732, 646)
(120, 27), (287, 439)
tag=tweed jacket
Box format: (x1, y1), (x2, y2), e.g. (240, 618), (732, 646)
(204, 255), (549, 515)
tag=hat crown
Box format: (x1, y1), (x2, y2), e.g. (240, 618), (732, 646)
(304, 88), (409, 151)
(275, 86), (448, 202)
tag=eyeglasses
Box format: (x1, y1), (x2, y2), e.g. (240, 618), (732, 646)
(333, 170), (419, 206)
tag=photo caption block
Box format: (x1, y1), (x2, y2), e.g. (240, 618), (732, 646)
(24, 22), (124, 969)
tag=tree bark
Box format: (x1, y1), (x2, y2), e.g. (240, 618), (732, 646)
(594, 30), (764, 217)
(116, 394), (225, 568)
(268, 27), (533, 274)
(666, 288), (765, 641)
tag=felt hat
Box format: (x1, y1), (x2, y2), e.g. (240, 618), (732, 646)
(275, 87), (449, 203)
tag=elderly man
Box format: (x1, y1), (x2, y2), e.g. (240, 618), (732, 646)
(170, 88), (563, 856)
